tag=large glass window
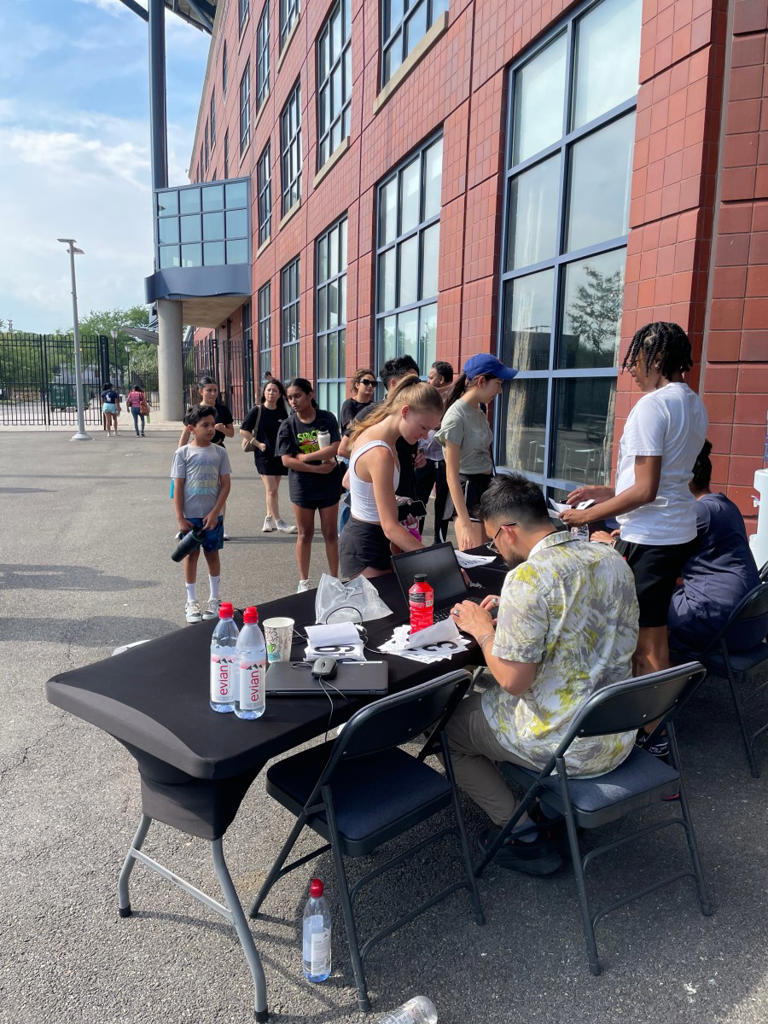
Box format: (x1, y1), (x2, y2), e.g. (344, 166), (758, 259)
(240, 62), (251, 155)
(375, 134), (441, 371)
(257, 143), (272, 245)
(316, 216), (347, 418)
(497, 0), (640, 494)
(280, 0), (299, 49)
(210, 94), (216, 148)
(317, 0), (351, 169)
(258, 283), (272, 381)
(257, 2), (270, 108)
(239, 0), (250, 33)
(381, 0), (448, 86)
(281, 81), (302, 214)
(281, 257), (300, 380)
(156, 180), (250, 269)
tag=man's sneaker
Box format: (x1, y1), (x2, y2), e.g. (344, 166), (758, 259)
(276, 518), (297, 533)
(636, 728), (670, 762)
(297, 579), (311, 593)
(262, 515), (276, 533)
(202, 598), (220, 620)
(475, 825), (562, 877)
(185, 600), (202, 623)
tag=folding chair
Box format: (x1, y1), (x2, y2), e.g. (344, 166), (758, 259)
(758, 560), (768, 583)
(687, 580), (768, 777)
(248, 670), (485, 1011)
(475, 662), (711, 975)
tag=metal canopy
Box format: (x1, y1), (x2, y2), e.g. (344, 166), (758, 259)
(117, 0), (217, 34)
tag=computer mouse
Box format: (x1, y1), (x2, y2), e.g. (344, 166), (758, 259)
(311, 656), (338, 680)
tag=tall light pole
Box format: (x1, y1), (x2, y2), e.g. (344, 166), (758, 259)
(57, 238), (92, 441)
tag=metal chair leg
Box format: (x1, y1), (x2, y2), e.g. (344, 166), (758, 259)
(212, 840), (269, 1022)
(557, 768), (600, 976)
(248, 815), (307, 919)
(442, 738), (484, 925)
(118, 814), (152, 917)
(722, 642), (760, 778)
(668, 726), (713, 917)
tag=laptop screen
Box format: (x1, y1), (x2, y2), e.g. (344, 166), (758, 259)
(391, 543), (469, 609)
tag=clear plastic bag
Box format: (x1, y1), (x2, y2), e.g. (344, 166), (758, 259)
(315, 573), (393, 624)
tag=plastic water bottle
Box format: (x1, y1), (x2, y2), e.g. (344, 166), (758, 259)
(210, 602), (239, 713)
(570, 524), (590, 541)
(408, 574), (434, 633)
(235, 606), (267, 720)
(302, 878), (332, 982)
(377, 995), (438, 1024)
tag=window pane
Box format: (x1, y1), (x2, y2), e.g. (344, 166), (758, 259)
(397, 307), (419, 361)
(398, 235), (419, 307)
(386, 0), (404, 39)
(225, 181), (248, 207)
(202, 185), (224, 211)
(328, 281), (339, 329)
(566, 112), (634, 252)
(378, 247), (396, 311)
(420, 223), (439, 299)
(318, 236), (328, 281)
(226, 209), (248, 237)
(157, 190), (178, 217)
(512, 32), (567, 165)
(203, 212), (225, 239)
(379, 178), (398, 245)
(204, 241), (226, 265)
(400, 157), (421, 234)
(318, 335), (328, 376)
(558, 248), (626, 369)
(500, 378), (548, 474)
(423, 137), (442, 220)
(405, 2), (427, 55)
(159, 245), (180, 268)
(419, 302), (437, 369)
(180, 216), (202, 243)
(552, 378), (615, 486)
(340, 220), (347, 268)
(502, 269), (553, 371)
(572, 0), (641, 129)
(506, 154), (560, 271)
(227, 238), (248, 263)
(339, 275), (347, 324)
(318, 285), (327, 332)
(383, 38), (402, 83)
(329, 225), (339, 276)
(179, 188), (201, 214)
(181, 243), (202, 267)
(378, 315), (397, 362)
(158, 218), (179, 244)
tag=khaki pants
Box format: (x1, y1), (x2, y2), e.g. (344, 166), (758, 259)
(445, 689), (539, 827)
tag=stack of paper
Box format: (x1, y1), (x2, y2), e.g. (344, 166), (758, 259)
(378, 618), (473, 664)
(303, 621), (367, 661)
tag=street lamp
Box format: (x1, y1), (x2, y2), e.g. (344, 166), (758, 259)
(57, 238), (92, 441)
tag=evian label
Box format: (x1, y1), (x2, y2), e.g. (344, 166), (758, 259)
(239, 659), (265, 709)
(210, 648), (236, 703)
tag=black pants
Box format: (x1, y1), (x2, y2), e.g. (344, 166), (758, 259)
(414, 459), (451, 543)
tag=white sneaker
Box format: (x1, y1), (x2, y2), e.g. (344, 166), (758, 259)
(185, 600), (202, 623)
(202, 598), (220, 620)
(262, 515), (276, 533)
(223, 532), (231, 541)
(276, 518), (297, 533)
(297, 579), (311, 593)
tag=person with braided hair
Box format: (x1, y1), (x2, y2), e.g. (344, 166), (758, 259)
(561, 322), (708, 676)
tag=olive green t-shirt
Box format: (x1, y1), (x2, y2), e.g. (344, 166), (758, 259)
(435, 400), (493, 474)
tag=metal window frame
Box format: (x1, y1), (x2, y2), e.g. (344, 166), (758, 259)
(280, 81), (302, 214)
(257, 143), (272, 245)
(258, 282), (272, 380)
(155, 178), (251, 271)
(316, 0), (352, 170)
(495, 0), (639, 495)
(280, 256), (301, 380)
(257, 1), (270, 108)
(280, 0), (300, 49)
(240, 61), (251, 155)
(374, 131), (442, 369)
(380, 0), (443, 87)
(315, 214), (348, 417)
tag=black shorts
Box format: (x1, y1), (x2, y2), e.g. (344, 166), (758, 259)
(339, 517), (391, 577)
(461, 473), (493, 520)
(255, 454), (287, 476)
(291, 496), (340, 512)
(614, 538), (699, 628)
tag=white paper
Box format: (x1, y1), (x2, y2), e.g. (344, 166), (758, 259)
(548, 497), (596, 517)
(305, 622), (361, 647)
(403, 617), (461, 649)
(378, 623), (472, 664)
(455, 550), (496, 568)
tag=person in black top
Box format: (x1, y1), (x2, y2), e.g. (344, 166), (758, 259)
(240, 378), (296, 535)
(276, 378), (342, 592)
(339, 368), (377, 431)
(178, 377), (234, 449)
(100, 381), (121, 437)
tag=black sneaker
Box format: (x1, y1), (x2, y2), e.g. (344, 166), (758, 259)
(636, 728), (670, 762)
(476, 825), (563, 876)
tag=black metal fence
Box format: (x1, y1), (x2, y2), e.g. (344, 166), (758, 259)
(185, 335), (255, 421)
(0, 333), (159, 427)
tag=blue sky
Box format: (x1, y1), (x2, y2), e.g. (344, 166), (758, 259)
(0, 0), (210, 332)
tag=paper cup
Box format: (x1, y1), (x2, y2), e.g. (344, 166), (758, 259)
(263, 617), (295, 663)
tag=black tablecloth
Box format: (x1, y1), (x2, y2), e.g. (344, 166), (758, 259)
(46, 573), (485, 839)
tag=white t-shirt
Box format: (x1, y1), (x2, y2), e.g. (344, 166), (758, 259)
(615, 383), (708, 545)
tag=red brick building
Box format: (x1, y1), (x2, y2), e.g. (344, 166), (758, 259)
(186, 0), (767, 529)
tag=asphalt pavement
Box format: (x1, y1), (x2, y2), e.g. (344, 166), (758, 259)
(2, 427), (768, 1024)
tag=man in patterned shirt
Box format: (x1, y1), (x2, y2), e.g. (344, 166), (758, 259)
(448, 473), (639, 874)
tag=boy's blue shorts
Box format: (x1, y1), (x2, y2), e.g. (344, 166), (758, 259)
(187, 516), (224, 552)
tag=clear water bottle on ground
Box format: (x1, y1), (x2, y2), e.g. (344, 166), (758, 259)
(408, 574), (434, 633)
(210, 602), (239, 713)
(235, 606), (267, 720)
(377, 995), (438, 1024)
(302, 878), (332, 982)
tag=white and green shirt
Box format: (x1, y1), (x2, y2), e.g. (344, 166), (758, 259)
(482, 532), (639, 776)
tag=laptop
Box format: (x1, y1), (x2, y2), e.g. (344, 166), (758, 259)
(265, 659), (389, 696)
(391, 542), (489, 622)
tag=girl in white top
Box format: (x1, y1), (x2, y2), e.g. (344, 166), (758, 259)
(562, 322), (708, 677)
(339, 375), (444, 579)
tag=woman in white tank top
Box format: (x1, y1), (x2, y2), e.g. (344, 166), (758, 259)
(339, 375), (444, 579)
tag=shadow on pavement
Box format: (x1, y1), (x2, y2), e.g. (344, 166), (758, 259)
(0, 563), (157, 591)
(0, 615), (179, 646)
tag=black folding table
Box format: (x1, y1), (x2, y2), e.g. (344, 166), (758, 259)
(46, 573), (487, 1020)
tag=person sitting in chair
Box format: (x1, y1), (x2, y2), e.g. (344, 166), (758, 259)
(448, 473), (639, 876)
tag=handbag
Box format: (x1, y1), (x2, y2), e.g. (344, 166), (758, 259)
(241, 405), (263, 452)
(139, 400), (150, 416)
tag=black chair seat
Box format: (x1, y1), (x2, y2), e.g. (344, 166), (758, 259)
(267, 742), (451, 854)
(502, 747), (680, 827)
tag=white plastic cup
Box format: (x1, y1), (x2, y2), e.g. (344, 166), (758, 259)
(263, 617), (295, 663)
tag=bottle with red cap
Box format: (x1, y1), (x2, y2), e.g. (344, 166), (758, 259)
(302, 877), (332, 982)
(408, 574), (434, 633)
(235, 606), (267, 720)
(209, 602), (239, 713)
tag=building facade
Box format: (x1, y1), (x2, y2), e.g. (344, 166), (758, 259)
(184, 0), (768, 527)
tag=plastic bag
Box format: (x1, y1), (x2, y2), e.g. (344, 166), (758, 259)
(315, 573), (393, 624)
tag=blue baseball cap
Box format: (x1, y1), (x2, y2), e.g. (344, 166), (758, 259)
(463, 354), (518, 381)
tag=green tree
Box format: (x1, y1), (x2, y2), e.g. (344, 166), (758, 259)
(64, 305), (158, 383)
(566, 266), (624, 365)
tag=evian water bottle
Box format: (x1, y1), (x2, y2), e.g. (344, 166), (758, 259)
(210, 602), (239, 713)
(235, 606), (267, 719)
(377, 995), (438, 1024)
(302, 878), (331, 982)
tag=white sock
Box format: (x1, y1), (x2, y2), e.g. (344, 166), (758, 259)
(209, 575), (220, 601)
(185, 583), (196, 602)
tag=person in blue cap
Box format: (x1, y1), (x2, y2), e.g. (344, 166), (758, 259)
(435, 354), (518, 550)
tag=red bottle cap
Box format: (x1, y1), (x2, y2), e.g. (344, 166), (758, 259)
(243, 606), (259, 624)
(218, 602), (234, 618)
(309, 878), (324, 898)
